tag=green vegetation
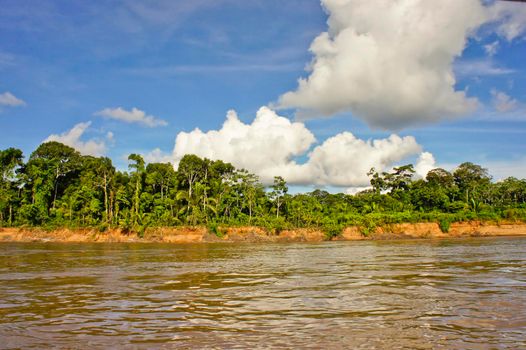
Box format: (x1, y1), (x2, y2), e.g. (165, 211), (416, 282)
(1, 142), (526, 237)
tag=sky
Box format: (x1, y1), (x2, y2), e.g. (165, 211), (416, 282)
(1, 0), (525, 193)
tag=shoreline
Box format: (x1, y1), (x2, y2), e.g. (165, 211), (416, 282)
(1, 221), (526, 243)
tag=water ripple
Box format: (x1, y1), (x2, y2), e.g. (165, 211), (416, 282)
(0, 238), (525, 349)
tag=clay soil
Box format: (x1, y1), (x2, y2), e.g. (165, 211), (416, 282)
(1, 221), (526, 244)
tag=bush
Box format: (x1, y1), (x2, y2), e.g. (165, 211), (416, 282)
(208, 222), (228, 237)
(359, 215), (377, 237)
(137, 225), (146, 238)
(208, 222), (221, 237)
(448, 201), (468, 213)
(322, 222), (344, 240)
(438, 218), (450, 233)
(503, 208), (519, 220)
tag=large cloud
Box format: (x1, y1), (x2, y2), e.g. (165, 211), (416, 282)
(276, 0), (526, 130)
(173, 107), (429, 187)
(44, 122), (109, 157)
(174, 107), (315, 182)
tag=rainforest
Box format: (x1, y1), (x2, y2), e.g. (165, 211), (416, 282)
(1, 141), (525, 239)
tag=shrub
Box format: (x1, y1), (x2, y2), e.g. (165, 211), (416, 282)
(208, 222), (221, 237)
(503, 208), (519, 220)
(438, 218), (450, 233)
(137, 225), (146, 238)
(322, 223), (344, 240)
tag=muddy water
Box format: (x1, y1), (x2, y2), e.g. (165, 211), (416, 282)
(0, 238), (525, 349)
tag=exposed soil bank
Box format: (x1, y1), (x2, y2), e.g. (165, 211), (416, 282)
(1, 221), (526, 243)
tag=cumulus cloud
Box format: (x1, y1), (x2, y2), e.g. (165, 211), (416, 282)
(174, 107), (315, 183)
(276, 0), (526, 130)
(491, 89), (518, 112)
(415, 152), (436, 179)
(143, 148), (173, 164)
(172, 107), (430, 188)
(44, 122), (109, 156)
(302, 132), (422, 187)
(95, 107), (167, 127)
(0, 91), (25, 107)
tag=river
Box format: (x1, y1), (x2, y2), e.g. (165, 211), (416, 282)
(0, 238), (525, 349)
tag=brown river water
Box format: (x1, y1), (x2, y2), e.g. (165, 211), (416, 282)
(0, 238), (525, 349)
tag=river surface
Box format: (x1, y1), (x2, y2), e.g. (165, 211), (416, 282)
(0, 238), (525, 349)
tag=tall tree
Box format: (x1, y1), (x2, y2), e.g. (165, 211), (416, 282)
(0, 148), (24, 225)
(177, 155), (205, 199)
(128, 154), (145, 225)
(453, 162), (491, 203)
(269, 176), (288, 218)
(25, 142), (81, 217)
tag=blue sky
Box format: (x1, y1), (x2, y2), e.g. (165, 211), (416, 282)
(1, 0), (525, 188)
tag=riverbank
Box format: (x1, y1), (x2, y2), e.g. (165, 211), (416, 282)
(1, 221), (526, 243)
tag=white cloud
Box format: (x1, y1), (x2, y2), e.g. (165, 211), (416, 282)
(276, 0), (526, 130)
(44, 122), (108, 156)
(106, 131), (115, 142)
(489, 1), (526, 41)
(345, 186), (372, 195)
(491, 89), (518, 113)
(302, 132), (422, 187)
(276, 0), (487, 129)
(143, 148), (173, 164)
(0, 91), (25, 107)
(415, 152), (436, 179)
(484, 40), (500, 56)
(455, 58), (514, 78)
(95, 107), (167, 127)
(172, 107), (429, 188)
(173, 107), (315, 183)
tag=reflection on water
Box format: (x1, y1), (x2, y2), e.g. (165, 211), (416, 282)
(1, 238), (525, 349)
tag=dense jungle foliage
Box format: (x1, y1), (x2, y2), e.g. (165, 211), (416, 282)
(1, 142), (525, 237)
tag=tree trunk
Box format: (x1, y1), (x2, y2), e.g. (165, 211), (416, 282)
(103, 174), (108, 222)
(52, 167), (60, 210)
(52, 180), (58, 210)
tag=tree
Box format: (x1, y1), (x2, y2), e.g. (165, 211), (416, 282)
(385, 164), (415, 192)
(368, 167), (387, 193)
(25, 142), (81, 218)
(177, 155), (205, 199)
(145, 163), (176, 201)
(234, 169), (263, 224)
(269, 176), (288, 218)
(128, 154), (145, 225)
(0, 148), (24, 225)
(453, 162), (491, 203)
(82, 156), (115, 223)
(426, 168), (454, 188)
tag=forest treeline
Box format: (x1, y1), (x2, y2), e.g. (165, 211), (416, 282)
(1, 141), (525, 237)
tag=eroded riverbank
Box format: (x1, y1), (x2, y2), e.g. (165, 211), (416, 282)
(1, 221), (526, 243)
